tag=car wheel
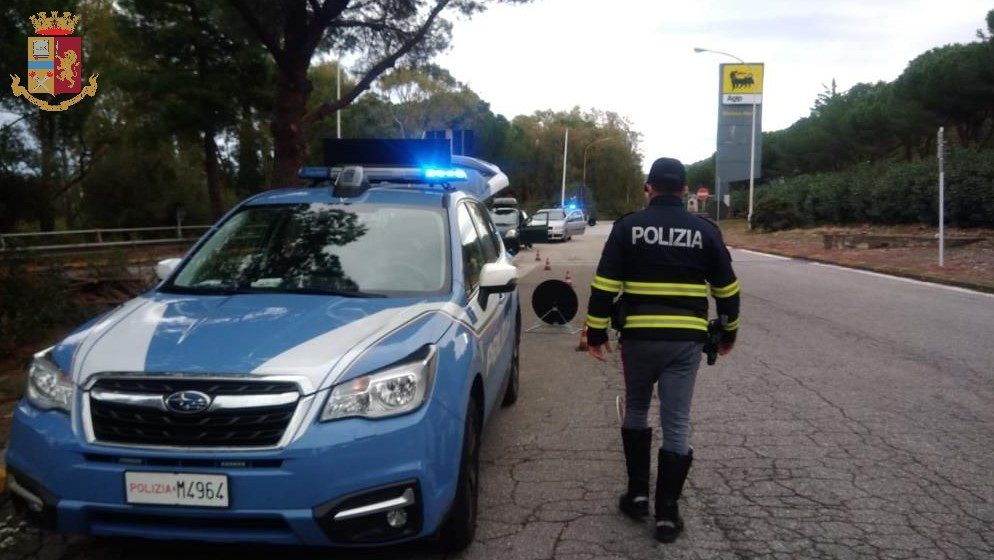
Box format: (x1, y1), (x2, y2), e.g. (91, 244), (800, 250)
(437, 398), (480, 553)
(501, 331), (520, 407)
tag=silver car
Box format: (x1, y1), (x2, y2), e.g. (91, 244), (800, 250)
(532, 208), (586, 241)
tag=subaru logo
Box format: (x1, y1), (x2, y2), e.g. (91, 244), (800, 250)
(164, 391), (212, 414)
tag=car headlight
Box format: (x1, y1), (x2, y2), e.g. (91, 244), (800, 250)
(26, 350), (73, 412)
(506, 228), (518, 238)
(320, 345), (436, 421)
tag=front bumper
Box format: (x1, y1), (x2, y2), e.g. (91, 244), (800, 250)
(5, 395), (463, 547)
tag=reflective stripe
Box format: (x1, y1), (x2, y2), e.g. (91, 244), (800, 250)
(586, 315), (610, 329)
(622, 281), (708, 297)
(711, 280), (740, 298)
(724, 317), (740, 331)
(624, 315), (709, 331)
(591, 275), (622, 293)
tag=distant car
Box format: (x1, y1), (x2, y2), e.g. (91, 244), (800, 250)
(489, 206), (527, 253)
(530, 208), (586, 241)
(5, 140), (521, 552)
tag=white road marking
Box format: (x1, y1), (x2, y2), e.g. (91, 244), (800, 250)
(732, 247), (994, 299)
(810, 262), (994, 298)
(733, 248), (792, 261)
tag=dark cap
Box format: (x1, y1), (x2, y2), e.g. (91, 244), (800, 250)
(646, 157), (686, 190)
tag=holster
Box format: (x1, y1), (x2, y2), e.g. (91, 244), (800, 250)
(702, 316), (726, 365)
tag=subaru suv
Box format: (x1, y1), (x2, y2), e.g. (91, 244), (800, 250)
(6, 139), (520, 552)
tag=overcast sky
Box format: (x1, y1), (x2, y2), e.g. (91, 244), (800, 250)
(437, 0), (991, 171)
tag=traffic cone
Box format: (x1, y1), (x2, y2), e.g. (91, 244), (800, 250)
(535, 250), (541, 261)
(564, 270), (573, 286)
(576, 322), (589, 351)
(544, 257), (551, 271)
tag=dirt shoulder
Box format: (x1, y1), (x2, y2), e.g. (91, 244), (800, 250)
(718, 219), (994, 293)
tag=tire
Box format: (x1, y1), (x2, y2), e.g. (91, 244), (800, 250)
(437, 398), (481, 553)
(501, 332), (520, 407)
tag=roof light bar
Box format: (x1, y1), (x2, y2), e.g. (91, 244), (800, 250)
(299, 166), (333, 180)
(423, 168), (467, 181)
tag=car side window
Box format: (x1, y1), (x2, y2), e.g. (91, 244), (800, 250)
(466, 202), (501, 263)
(457, 203), (486, 297)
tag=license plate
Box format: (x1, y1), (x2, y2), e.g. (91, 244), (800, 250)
(125, 472), (229, 508)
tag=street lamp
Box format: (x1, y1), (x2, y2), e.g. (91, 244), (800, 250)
(582, 137), (617, 186)
(694, 47), (759, 229)
(580, 137), (617, 215)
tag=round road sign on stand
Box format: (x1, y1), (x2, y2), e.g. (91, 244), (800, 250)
(526, 279), (581, 334)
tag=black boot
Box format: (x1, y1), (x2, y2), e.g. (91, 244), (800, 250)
(618, 428), (652, 519)
(655, 448), (693, 543)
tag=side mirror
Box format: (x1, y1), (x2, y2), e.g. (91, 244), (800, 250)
(155, 257), (182, 281)
(478, 261), (517, 310)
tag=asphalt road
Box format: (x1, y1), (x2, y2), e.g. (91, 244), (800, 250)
(3, 224), (993, 559)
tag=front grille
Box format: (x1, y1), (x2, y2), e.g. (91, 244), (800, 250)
(89, 377), (300, 448)
(92, 378), (298, 395)
(84, 454), (284, 469)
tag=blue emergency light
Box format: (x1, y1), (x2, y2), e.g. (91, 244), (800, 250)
(299, 166), (333, 180)
(423, 168), (468, 181)
(567, 203), (578, 211)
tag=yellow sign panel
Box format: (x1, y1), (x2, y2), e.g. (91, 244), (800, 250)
(721, 64), (764, 95)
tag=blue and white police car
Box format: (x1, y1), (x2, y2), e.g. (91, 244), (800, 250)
(6, 139), (520, 551)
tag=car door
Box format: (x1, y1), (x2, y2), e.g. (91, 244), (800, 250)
(567, 211), (586, 235)
(457, 202), (513, 416)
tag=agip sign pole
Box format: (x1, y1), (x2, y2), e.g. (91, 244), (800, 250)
(720, 62), (764, 229)
(696, 48), (764, 229)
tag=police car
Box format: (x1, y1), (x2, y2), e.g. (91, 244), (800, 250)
(5, 139), (520, 551)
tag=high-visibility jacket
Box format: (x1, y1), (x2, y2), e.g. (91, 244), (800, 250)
(585, 195), (740, 346)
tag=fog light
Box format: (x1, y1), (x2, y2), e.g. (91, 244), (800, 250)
(386, 508), (407, 528)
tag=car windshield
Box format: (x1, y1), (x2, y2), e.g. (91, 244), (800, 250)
(490, 209), (519, 226)
(167, 203), (449, 296)
(537, 209), (566, 221)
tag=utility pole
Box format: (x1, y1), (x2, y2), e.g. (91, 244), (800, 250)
(560, 128), (569, 208)
(937, 127), (945, 267)
(336, 63), (342, 139)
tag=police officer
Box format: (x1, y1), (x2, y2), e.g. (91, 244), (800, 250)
(584, 157), (740, 543)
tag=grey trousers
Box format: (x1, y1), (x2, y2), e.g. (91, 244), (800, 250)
(620, 339), (703, 455)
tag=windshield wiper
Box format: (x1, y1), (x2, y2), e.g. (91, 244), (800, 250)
(160, 284), (252, 296)
(162, 283), (387, 298)
(285, 288), (387, 298)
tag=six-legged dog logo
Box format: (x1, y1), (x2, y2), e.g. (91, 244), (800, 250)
(728, 70), (755, 90)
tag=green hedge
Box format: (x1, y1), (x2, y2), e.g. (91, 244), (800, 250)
(733, 148), (994, 227)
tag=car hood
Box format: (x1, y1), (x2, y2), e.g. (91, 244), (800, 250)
(52, 292), (461, 393)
